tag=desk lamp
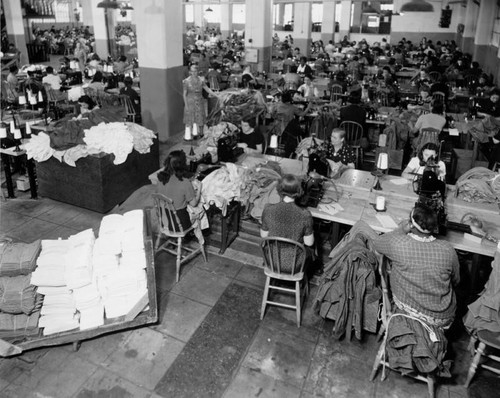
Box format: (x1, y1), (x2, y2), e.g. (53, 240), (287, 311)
(13, 129), (22, 152)
(372, 152), (388, 191)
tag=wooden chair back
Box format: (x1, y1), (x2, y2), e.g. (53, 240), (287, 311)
(152, 193), (186, 235)
(340, 121), (363, 146)
(330, 83), (344, 102)
(415, 127), (440, 156)
(261, 237), (307, 277)
(432, 91), (446, 106)
(429, 71), (441, 83)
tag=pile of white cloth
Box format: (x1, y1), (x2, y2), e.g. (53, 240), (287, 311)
(25, 123), (157, 166)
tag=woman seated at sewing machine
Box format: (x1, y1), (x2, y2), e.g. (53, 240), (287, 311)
(295, 75), (320, 101)
(324, 128), (356, 175)
(402, 142), (446, 181)
(237, 116), (265, 154)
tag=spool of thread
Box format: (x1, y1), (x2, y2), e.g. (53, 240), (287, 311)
(18, 95), (27, 105)
(269, 134), (278, 149)
(13, 129), (22, 139)
(0, 127), (7, 138)
(377, 152), (388, 170)
(10, 121), (15, 131)
(29, 96), (37, 105)
(192, 123), (198, 137)
(378, 133), (387, 147)
(38, 91), (43, 102)
(25, 122), (32, 135)
(376, 196), (386, 211)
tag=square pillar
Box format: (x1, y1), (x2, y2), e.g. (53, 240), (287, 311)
(322, 1), (337, 44)
(473, 0), (496, 66)
(245, 0), (272, 72)
(3, 0), (29, 65)
(292, 2), (312, 57)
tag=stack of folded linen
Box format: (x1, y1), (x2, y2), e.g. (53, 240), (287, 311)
(38, 289), (79, 335)
(94, 211), (148, 319)
(0, 275), (43, 315)
(72, 284), (104, 330)
(0, 240), (41, 277)
(120, 210), (146, 270)
(0, 311), (41, 339)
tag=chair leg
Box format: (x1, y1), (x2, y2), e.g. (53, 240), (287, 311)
(176, 237), (182, 283)
(200, 243), (207, 262)
(154, 232), (162, 251)
(260, 276), (271, 320)
(465, 341), (485, 387)
(427, 375), (435, 398)
(295, 281), (301, 327)
(370, 340), (385, 381)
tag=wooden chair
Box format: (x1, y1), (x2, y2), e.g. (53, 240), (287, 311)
(376, 91), (390, 107)
(432, 91), (446, 109)
(260, 237), (308, 327)
(414, 127), (441, 156)
(340, 121), (364, 169)
(464, 330), (500, 387)
(330, 83), (344, 102)
(370, 253), (437, 398)
(152, 193), (207, 282)
(123, 95), (137, 123)
(44, 83), (73, 118)
(428, 71), (441, 83)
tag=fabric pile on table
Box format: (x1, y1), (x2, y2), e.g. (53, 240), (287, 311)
(0, 275), (42, 315)
(0, 240), (41, 277)
(25, 122), (157, 166)
(196, 122), (239, 154)
(455, 167), (500, 203)
(93, 211), (148, 319)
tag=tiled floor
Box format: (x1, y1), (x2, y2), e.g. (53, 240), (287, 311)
(0, 182), (479, 398)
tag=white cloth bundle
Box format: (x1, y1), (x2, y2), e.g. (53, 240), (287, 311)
(103, 290), (147, 319)
(120, 250), (146, 269)
(25, 132), (56, 163)
(125, 123), (157, 154)
(83, 122), (134, 165)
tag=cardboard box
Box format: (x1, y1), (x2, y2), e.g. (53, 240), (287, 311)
(16, 176), (30, 192)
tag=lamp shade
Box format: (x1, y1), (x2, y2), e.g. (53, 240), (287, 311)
(377, 152), (389, 170)
(97, 0), (119, 9)
(400, 0), (434, 12)
(38, 91), (44, 102)
(0, 127), (7, 138)
(26, 122), (32, 135)
(18, 95), (27, 105)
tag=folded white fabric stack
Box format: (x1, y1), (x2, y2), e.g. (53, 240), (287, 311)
(93, 211), (148, 319)
(72, 284), (104, 330)
(32, 238), (79, 335)
(121, 210), (146, 270)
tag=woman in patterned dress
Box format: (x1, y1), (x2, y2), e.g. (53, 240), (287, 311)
(183, 63), (216, 139)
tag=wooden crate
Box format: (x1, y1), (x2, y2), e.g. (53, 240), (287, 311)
(36, 142), (159, 213)
(0, 209), (158, 357)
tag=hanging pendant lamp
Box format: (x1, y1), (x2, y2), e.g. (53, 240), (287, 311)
(400, 0), (434, 12)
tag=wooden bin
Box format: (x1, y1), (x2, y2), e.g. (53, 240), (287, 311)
(0, 209), (158, 358)
(36, 143), (159, 213)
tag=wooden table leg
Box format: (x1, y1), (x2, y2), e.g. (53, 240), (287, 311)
(1, 154), (15, 198)
(26, 158), (37, 199)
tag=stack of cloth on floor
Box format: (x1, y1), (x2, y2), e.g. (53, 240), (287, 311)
(94, 210), (148, 319)
(0, 241), (42, 340)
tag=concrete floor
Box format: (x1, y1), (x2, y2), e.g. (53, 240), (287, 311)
(0, 160), (477, 398)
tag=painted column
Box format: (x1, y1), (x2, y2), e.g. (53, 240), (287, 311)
(87, 0), (108, 58)
(220, 0), (233, 39)
(292, 2), (312, 56)
(245, 0), (272, 72)
(81, 0), (94, 26)
(3, 0), (28, 65)
(339, 0), (352, 40)
(462, 0), (478, 55)
(132, 0), (184, 142)
(473, 0), (496, 66)
(321, 0), (337, 44)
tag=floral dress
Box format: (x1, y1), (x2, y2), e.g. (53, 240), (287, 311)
(183, 75), (206, 126)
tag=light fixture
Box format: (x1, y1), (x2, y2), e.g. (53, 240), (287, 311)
(97, 0), (120, 9)
(400, 0), (434, 12)
(122, 3), (134, 11)
(206, 7), (213, 12)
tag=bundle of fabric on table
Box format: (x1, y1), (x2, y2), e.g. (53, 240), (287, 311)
(0, 311), (41, 339)
(0, 240), (41, 277)
(0, 275), (43, 315)
(314, 221), (381, 340)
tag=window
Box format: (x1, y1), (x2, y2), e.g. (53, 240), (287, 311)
(311, 2), (322, 32)
(232, 4), (245, 25)
(185, 4), (194, 24)
(273, 3), (293, 31)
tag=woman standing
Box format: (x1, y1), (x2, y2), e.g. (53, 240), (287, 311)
(183, 63), (216, 140)
(74, 41), (87, 73)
